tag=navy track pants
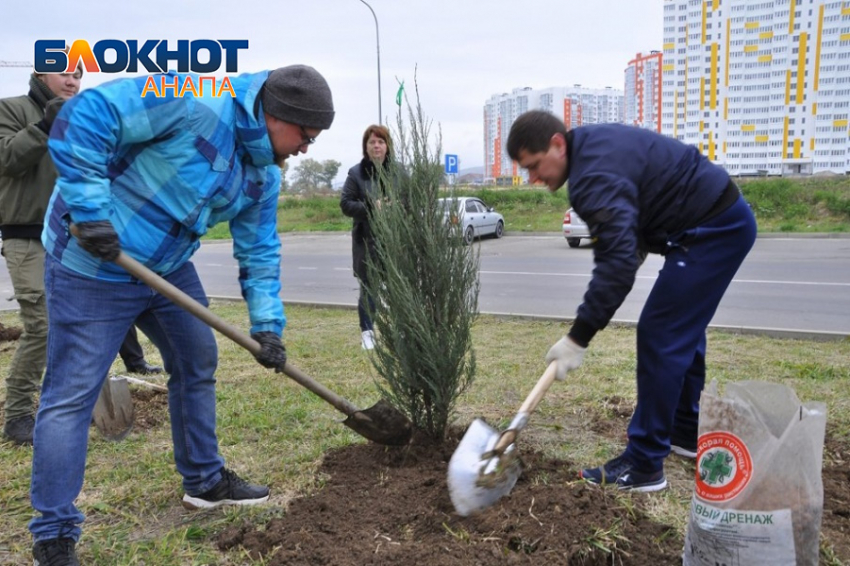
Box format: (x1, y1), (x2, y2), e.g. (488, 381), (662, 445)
(624, 195), (757, 472)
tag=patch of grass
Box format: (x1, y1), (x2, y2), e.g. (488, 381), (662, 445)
(738, 177), (850, 232)
(580, 520), (629, 557)
(203, 223), (233, 240)
(442, 522), (472, 543)
(1, 305), (849, 564)
(777, 360), (848, 382)
(201, 197), (351, 241)
(199, 177), (850, 239)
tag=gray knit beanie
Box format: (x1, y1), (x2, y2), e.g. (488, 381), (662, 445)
(262, 65), (335, 130)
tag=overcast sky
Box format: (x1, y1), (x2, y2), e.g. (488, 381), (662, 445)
(2, 0), (663, 182)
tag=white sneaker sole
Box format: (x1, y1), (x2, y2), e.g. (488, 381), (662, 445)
(671, 445), (697, 459)
(581, 471), (668, 493)
(181, 494), (269, 510)
(619, 478), (668, 492)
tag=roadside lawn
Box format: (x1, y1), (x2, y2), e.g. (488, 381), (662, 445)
(1, 304), (848, 564)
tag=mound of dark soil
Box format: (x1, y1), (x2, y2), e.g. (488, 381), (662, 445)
(0, 322), (22, 342)
(217, 435), (683, 566)
(821, 436), (850, 559)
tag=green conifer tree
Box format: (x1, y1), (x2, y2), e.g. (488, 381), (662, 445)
(364, 79), (479, 440)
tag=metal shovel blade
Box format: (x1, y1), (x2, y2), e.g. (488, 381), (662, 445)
(447, 418), (522, 516)
(342, 399), (412, 446)
(92, 376), (135, 441)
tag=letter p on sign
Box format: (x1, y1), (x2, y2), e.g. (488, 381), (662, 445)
(445, 154), (458, 174)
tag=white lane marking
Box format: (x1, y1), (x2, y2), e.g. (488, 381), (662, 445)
(732, 278), (850, 287)
(479, 270), (850, 287)
(298, 267), (318, 270)
(206, 263), (224, 267)
(481, 270), (589, 278)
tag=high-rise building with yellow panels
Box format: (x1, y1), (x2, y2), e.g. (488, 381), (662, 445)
(661, 0), (850, 175)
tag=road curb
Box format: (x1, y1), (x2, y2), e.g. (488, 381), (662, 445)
(207, 296), (849, 343)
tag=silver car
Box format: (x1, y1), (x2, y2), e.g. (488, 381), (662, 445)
(562, 207), (591, 248)
(439, 197), (505, 245)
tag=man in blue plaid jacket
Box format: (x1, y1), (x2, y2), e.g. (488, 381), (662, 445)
(29, 65), (334, 565)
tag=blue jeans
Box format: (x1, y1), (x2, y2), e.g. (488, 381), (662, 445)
(30, 257), (225, 542)
(624, 196), (757, 473)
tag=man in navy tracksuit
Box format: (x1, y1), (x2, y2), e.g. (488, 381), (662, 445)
(507, 110), (756, 491)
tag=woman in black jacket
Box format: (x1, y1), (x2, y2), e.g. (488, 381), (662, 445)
(339, 124), (394, 350)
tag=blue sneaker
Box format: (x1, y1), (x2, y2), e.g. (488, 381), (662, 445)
(579, 455), (667, 492)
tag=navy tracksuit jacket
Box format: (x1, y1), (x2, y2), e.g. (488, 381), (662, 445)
(564, 124), (757, 472)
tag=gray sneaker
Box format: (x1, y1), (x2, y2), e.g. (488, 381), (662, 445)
(4, 414), (35, 445)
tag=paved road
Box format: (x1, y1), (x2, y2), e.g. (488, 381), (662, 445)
(2, 233), (848, 336)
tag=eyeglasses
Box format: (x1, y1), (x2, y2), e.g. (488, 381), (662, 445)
(299, 125), (316, 146)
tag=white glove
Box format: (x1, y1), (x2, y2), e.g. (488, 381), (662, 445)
(545, 336), (586, 381)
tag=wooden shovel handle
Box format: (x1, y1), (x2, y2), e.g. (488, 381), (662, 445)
(111, 251), (362, 417)
(491, 361), (558, 454)
(518, 361), (558, 415)
(117, 375), (169, 392)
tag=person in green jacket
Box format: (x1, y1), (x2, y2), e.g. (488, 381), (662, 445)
(0, 69), (80, 445)
(0, 66), (163, 445)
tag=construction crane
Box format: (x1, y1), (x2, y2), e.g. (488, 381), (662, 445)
(0, 61), (33, 68)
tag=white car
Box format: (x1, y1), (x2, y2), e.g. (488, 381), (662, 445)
(439, 197), (505, 245)
(562, 208), (591, 248)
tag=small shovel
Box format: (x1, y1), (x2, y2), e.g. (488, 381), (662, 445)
(111, 251), (412, 446)
(447, 361), (558, 516)
(93, 375), (136, 441)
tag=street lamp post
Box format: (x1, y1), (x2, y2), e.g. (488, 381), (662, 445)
(358, 0), (382, 125)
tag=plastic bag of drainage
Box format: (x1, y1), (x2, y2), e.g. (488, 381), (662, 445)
(682, 380), (826, 566)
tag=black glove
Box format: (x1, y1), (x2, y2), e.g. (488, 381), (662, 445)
(251, 331), (287, 371)
(37, 98), (65, 134)
(74, 220), (121, 262)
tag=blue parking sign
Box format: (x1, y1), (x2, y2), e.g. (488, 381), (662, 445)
(445, 154), (458, 174)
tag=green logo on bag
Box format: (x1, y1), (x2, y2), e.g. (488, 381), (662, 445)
(700, 449), (735, 485)
(694, 431), (753, 502)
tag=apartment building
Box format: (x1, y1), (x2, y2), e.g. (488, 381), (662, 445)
(483, 86), (624, 181)
(661, 0), (850, 175)
(625, 51), (664, 132)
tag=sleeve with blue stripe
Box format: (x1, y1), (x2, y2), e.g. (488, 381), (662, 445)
(231, 166), (285, 336)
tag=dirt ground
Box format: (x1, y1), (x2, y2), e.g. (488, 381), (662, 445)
(215, 428), (850, 566)
(217, 436), (680, 565)
(821, 437), (850, 560)
(131, 388), (169, 430)
(129, 389), (850, 565)
(0, 322), (22, 342)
